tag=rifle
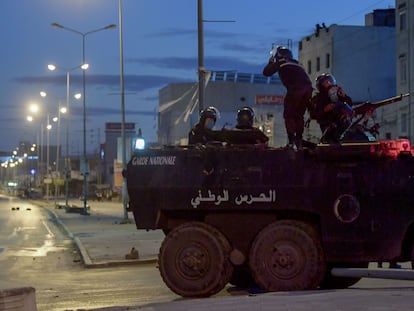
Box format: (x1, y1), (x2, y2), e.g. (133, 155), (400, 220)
(338, 93), (410, 141)
(353, 93), (410, 115)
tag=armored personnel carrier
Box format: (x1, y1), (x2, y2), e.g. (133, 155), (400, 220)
(126, 94), (414, 298)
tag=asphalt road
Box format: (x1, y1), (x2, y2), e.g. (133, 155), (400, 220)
(0, 196), (177, 310)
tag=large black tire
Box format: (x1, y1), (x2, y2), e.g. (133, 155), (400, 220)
(319, 262), (368, 289)
(249, 220), (326, 292)
(158, 222), (233, 297)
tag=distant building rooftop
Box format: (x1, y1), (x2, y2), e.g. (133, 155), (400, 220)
(365, 8), (395, 27)
(210, 71), (280, 85)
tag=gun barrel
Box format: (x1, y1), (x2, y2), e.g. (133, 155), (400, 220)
(353, 93), (410, 115)
(372, 93), (410, 107)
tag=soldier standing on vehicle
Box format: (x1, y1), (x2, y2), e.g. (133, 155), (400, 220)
(188, 106), (220, 144)
(263, 46), (313, 150)
(311, 73), (353, 143)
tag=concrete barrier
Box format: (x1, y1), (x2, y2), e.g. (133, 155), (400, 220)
(0, 287), (37, 311)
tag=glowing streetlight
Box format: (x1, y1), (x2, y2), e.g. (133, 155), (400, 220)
(29, 103), (39, 114)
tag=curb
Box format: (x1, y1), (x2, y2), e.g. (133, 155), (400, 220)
(73, 236), (158, 268)
(42, 205), (159, 268)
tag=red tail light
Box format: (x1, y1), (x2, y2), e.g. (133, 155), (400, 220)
(378, 139), (411, 158)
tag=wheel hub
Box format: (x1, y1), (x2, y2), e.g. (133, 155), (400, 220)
(275, 250), (293, 268)
(178, 246), (209, 278)
(270, 244), (303, 279)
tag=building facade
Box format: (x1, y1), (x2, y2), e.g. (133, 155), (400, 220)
(381, 1), (414, 141)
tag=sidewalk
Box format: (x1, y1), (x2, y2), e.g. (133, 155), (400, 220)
(39, 199), (164, 268)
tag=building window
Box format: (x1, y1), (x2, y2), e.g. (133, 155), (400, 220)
(316, 57), (320, 72)
(401, 113), (408, 133)
(399, 11), (407, 31)
(326, 53), (330, 68)
(400, 57), (407, 83)
(307, 60), (312, 74)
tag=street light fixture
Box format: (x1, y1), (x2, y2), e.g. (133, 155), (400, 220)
(29, 103), (39, 114)
(51, 22), (116, 215)
(48, 63), (86, 207)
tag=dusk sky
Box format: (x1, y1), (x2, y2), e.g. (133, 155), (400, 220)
(0, 0), (395, 154)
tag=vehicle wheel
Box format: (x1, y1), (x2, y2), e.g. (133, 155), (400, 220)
(319, 262), (368, 289)
(249, 220), (326, 292)
(158, 221), (233, 297)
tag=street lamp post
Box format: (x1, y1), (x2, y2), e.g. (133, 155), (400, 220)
(51, 22), (116, 215)
(46, 114), (52, 200)
(117, 0), (131, 223)
(55, 106), (62, 201)
(27, 103), (47, 197)
(196, 0), (234, 112)
(41, 91), (61, 202)
(197, 0), (205, 113)
(48, 64), (85, 207)
(51, 106), (64, 203)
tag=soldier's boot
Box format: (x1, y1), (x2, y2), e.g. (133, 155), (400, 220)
(287, 134), (296, 150)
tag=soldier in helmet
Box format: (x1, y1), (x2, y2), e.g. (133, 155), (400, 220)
(232, 106), (269, 144)
(263, 46), (313, 150)
(235, 106), (255, 130)
(312, 73), (353, 143)
(188, 106), (220, 144)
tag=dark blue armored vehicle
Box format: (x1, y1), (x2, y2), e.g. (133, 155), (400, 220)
(126, 94), (414, 297)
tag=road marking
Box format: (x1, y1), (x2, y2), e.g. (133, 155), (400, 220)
(42, 220), (55, 238)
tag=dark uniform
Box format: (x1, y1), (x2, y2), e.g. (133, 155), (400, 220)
(188, 124), (217, 144)
(263, 46), (313, 149)
(229, 107), (269, 145)
(312, 73), (353, 143)
(188, 106), (220, 144)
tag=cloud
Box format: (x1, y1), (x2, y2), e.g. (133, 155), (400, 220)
(14, 73), (192, 94)
(89, 74), (192, 92)
(151, 27), (196, 39)
(126, 55), (261, 74)
(150, 26), (300, 59)
(82, 106), (157, 117)
(14, 53), (262, 97)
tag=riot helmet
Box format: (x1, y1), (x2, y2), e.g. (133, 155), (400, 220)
(316, 73), (337, 93)
(200, 106), (219, 129)
(275, 46), (293, 61)
(236, 106), (254, 128)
